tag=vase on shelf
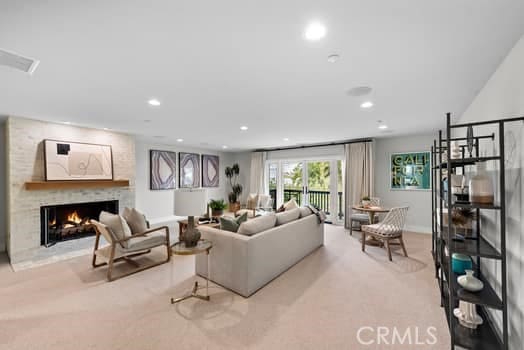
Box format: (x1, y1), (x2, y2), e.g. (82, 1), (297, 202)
(457, 269), (484, 292)
(453, 301), (483, 329)
(451, 141), (461, 159)
(469, 162), (494, 204)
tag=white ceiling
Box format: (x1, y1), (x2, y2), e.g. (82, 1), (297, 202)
(1, 0), (524, 151)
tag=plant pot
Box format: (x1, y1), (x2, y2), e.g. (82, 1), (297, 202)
(228, 202), (240, 212)
(361, 200), (371, 207)
(211, 209), (224, 217)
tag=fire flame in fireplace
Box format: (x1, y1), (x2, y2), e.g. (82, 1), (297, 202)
(67, 211), (82, 224)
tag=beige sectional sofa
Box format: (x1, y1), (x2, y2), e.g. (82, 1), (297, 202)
(196, 208), (324, 297)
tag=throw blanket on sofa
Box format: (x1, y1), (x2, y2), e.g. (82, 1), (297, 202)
(307, 205), (327, 223)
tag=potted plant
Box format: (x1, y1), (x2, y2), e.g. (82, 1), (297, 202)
(209, 199), (227, 217)
(225, 163), (242, 212)
(361, 196), (371, 207)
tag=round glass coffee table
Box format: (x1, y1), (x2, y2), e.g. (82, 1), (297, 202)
(170, 240), (213, 304)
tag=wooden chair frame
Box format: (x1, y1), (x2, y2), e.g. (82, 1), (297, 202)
(91, 223), (171, 281)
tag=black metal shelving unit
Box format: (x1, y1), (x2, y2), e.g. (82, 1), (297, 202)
(431, 113), (524, 350)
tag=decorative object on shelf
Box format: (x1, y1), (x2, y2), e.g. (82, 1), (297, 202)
(202, 154), (220, 187)
(453, 301), (483, 329)
(179, 152), (201, 188)
(451, 253), (472, 274)
(361, 196), (371, 206)
(469, 162), (494, 204)
(208, 199), (227, 217)
(466, 125), (474, 157)
(174, 189), (207, 247)
(451, 208), (475, 228)
(390, 151), (431, 190)
(450, 141), (461, 159)
(44, 139), (113, 181)
(457, 269), (484, 292)
(150, 150), (176, 190)
(225, 163), (242, 212)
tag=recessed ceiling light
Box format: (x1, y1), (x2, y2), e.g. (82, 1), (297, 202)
(222, 145), (228, 149)
(240, 126), (248, 131)
(327, 54), (340, 63)
(176, 138), (184, 142)
(283, 138), (290, 141)
(304, 22), (326, 41)
(360, 101), (374, 109)
(378, 124), (388, 130)
(148, 98), (161, 106)
(347, 86), (372, 97)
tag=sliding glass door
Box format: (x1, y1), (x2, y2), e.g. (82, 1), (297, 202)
(267, 158), (344, 224)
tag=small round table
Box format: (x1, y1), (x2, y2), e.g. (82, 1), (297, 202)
(170, 240), (213, 304)
(352, 206), (390, 246)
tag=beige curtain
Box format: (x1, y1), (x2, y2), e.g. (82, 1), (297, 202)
(249, 152), (266, 195)
(344, 142), (374, 229)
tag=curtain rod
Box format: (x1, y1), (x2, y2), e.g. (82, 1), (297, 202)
(253, 138), (373, 152)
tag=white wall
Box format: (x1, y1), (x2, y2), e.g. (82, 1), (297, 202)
(374, 134), (434, 233)
(459, 34), (524, 350)
(134, 140), (233, 220)
(0, 121), (6, 252)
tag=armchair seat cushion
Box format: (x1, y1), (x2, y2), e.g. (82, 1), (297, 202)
(124, 231), (167, 252)
(362, 223), (402, 237)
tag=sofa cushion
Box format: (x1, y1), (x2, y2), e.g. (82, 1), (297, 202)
(284, 198), (299, 211)
(220, 212), (248, 232)
(299, 206), (313, 218)
(122, 207), (148, 234)
(99, 211), (132, 247)
(237, 213), (277, 236)
(276, 208), (300, 226)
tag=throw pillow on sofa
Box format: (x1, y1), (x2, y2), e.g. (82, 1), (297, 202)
(283, 198), (299, 211)
(299, 206), (313, 218)
(276, 208), (301, 225)
(220, 212), (248, 232)
(237, 213), (277, 236)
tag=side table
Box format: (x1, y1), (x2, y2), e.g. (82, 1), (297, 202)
(170, 240), (213, 303)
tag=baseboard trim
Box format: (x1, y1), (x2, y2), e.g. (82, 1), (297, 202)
(404, 225), (431, 234)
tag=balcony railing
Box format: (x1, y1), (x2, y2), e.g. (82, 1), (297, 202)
(269, 188), (344, 219)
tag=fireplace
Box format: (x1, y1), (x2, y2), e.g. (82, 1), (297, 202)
(41, 200), (119, 246)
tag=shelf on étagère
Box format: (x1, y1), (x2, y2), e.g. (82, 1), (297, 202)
(451, 202), (501, 210)
(444, 236), (502, 260)
(25, 180), (130, 190)
(433, 156), (501, 169)
(441, 258), (503, 310)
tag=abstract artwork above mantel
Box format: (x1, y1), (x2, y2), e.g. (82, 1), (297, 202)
(44, 139), (113, 181)
(202, 154), (219, 187)
(150, 150), (177, 190)
(179, 152), (200, 188)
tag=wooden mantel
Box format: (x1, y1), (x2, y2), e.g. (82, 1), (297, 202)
(25, 180), (130, 191)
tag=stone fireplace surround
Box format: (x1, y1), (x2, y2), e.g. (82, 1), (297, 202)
(6, 117), (135, 263)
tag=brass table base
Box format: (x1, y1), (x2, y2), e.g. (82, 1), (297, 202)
(171, 281), (210, 304)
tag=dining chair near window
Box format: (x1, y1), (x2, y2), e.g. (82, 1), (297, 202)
(361, 206), (409, 261)
(349, 197), (381, 235)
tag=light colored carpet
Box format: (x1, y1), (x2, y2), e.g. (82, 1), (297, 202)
(0, 225), (449, 350)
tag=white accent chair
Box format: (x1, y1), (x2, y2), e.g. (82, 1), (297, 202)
(349, 197), (381, 235)
(237, 193), (273, 217)
(361, 206), (409, 261)
(90, 219), (170, 281)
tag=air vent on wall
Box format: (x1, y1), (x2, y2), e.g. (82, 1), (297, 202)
(0, 48), (40, 74)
